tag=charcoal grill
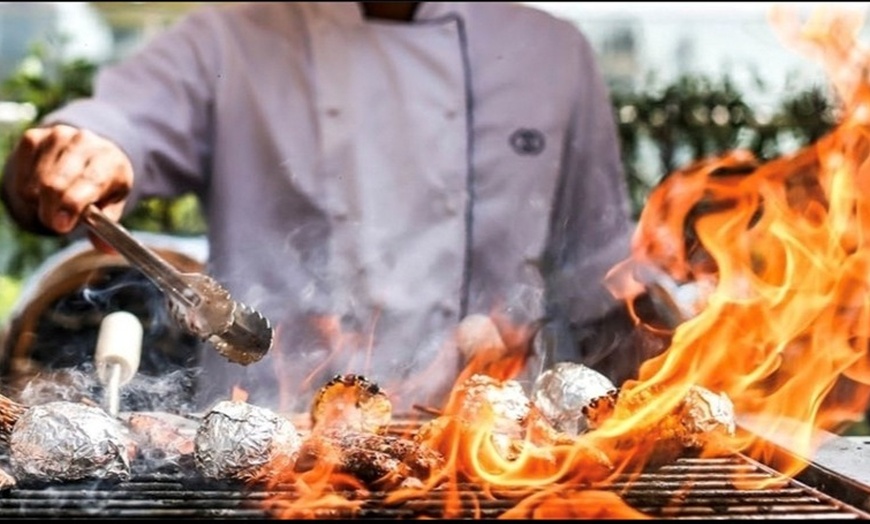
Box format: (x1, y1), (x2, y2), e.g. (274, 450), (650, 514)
(0, 419), (867, 519)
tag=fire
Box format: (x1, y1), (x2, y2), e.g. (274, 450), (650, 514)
(260, 4), (870, 518)
(605, 3), (870, 477)
(501, 489), (651, 520)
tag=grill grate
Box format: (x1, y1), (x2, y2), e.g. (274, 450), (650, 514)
(0, 454), (866, 519)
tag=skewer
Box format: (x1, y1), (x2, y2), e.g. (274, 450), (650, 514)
(94, 311), (143, 417)
(104, 363), (122, 418)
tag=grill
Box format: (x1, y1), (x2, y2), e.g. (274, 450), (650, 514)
(0, 420), (868, 519)
(0, 456), (865, 519)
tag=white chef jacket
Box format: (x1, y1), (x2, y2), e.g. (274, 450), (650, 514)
(44, 2), (634, 412)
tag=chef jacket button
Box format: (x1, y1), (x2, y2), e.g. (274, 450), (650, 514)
(325, 107), (340, 117)
(445, 109), (457, 120)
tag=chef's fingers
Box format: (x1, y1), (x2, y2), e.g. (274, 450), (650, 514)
(29, 125), (92, 233)
(35, 146), (90, 233)
(83, 192), (131, 255)
(29, 126), (133, 234)
(62, 152), (133, 225)
(8, 127), (51, 198)
(456, 313), (508, 364)
(3, 127), (56, 231)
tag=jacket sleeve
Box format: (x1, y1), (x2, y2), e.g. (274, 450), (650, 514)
(540, 28), (652, 378)
(39, 7), (221, 212)
(543, 28), (634, 327)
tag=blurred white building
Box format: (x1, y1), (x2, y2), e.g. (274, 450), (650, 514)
(0, 2), (111, 74)
(0, 2), (112, 126)
(525, 2), (870, 106)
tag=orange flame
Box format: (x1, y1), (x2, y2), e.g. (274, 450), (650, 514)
(501, 489), (651, 520)
(605, 3), (870, 478)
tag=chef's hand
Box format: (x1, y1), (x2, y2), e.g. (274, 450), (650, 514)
(456, 313), (542, 381)
(456, 314), (508, 364)
(1, 124), (134, 252)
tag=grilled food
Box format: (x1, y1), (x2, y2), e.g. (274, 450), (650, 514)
(123, 411), (197, 464)
(595, 383), (736, 468)
(444, 373), (531, 459)
(295, 430), (444, 488)
(310, 374), (392, 434)
(450, 373), (530, 430)
(194, 400), (302, 481)
(416, 373), (614, 485)
(300, 373), (441, 487)
(531, 362), (618, 435)
(675, 385), (736, 449)
(9, 401), (133, 483)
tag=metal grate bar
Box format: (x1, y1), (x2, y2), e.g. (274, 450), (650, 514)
(0, 453), (867, 519)
(0, 509), (269, 518)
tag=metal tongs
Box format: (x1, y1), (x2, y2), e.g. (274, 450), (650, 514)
(82, 204), (274, 365)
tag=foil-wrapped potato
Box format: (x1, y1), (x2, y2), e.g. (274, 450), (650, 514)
(194, 400), (302, 481)
(531, 362), (618, 435)
(453, 373), (530, 429)
(595, 383), (737, 468)
(10, 401), (132, 483)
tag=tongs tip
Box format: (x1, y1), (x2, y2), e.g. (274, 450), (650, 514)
(208, 301), (274, 365)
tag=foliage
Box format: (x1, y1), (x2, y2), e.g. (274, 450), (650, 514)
(1, 46), (97, 122)
(0, 40), (205, 289)
(123, 193), (206, 234)
(0, 275), (21, 321)
(611, 75), (838, 218)
(0, 41), (90, 281)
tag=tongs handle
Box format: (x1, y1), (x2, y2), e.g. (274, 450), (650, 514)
(82, 204), (201, 308)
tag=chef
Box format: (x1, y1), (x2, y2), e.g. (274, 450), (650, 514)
(1, 2), (635, 413)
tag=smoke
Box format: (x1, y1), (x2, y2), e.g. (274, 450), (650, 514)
(16, 358), (200, 413)
(13, 265), (203, 414)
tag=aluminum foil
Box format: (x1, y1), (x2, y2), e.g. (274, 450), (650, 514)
(457, 374), (530, 427)
(9, 401), (132, 483)
(194, 400), (302, 480)
(448, 374), (529, 460)
(679, 385), (736, 448)
(531, 362), (617, 435)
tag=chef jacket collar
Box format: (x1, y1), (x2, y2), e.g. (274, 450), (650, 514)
(310, 2), (471, 26)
